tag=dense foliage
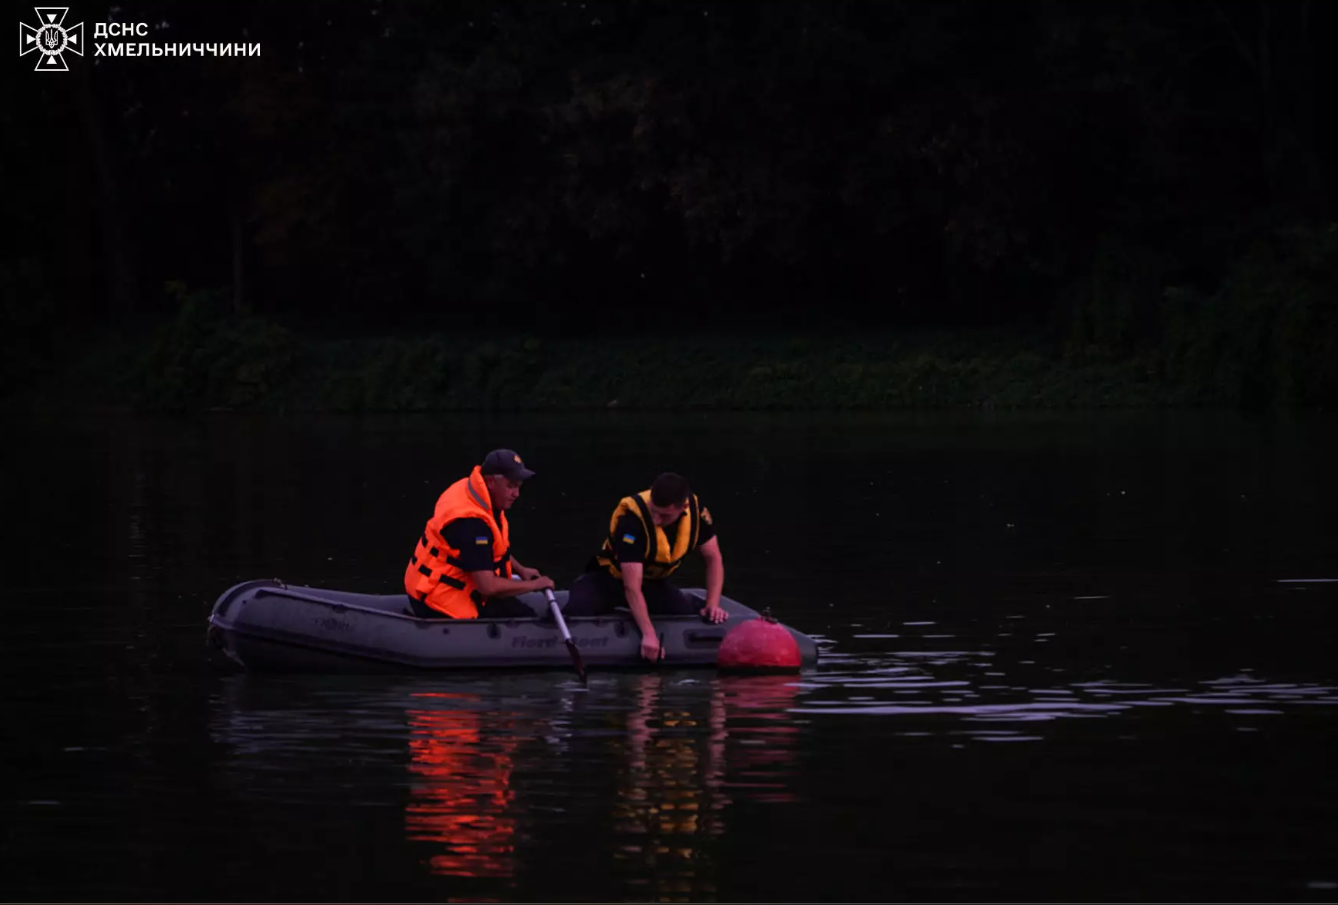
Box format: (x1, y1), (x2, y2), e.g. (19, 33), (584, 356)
(7, 1), (1335, 408)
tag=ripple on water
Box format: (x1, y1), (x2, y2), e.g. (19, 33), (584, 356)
(791, 646), (1338, 733)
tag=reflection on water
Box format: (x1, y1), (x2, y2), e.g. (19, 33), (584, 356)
(794, 647), (1338, 740)
(406, 694), (518, 880)
(608, 675), (802, 901)
(718, 676), (804, 805)
(612, 674), (726, 902)
(207, 672), (807, 900)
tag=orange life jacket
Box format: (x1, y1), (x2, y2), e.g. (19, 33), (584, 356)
(404, 466), (511, 618)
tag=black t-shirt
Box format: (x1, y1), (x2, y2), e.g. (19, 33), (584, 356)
(614, 506), (716, 564)
(442, 516), (501, 572)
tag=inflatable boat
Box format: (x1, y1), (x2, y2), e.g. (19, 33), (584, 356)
(206, 579), (819, 672)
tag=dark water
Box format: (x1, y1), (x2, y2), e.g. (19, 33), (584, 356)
(5, 410), (1338, 902)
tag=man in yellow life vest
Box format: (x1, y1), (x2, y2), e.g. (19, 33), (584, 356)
(404, 448), (554, 619)
(564, 472), (727, 661)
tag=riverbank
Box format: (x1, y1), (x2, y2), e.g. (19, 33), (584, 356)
(7, 286), (1336, 416)
(0, 317), (1202, 414)
(5, 223), (1335, 414)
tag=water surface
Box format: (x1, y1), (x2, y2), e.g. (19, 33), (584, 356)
(5, 410), (1337, 901)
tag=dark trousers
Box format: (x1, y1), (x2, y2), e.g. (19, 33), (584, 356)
(563, 569), (700, 617)
(407, 595), (536, 620)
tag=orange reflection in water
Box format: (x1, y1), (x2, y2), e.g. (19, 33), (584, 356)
(402, 677), (803, 896)
(405, 692), (517, 880)
(613, 674), (802, 902)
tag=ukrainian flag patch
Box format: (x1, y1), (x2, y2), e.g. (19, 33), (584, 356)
(622, 533), (636, 544)
(474, 536), (490, 546)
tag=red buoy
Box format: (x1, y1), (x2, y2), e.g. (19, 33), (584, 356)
(717, 610), (801, 672)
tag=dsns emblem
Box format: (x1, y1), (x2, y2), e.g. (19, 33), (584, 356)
(20, 7), (84, 71)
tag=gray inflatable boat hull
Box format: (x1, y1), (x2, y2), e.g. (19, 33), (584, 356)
(207, 579), (819, 671)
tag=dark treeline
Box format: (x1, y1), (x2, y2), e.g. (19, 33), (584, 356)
(7, 0), (1337, 407)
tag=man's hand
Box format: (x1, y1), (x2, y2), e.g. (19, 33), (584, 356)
(701, 604), (729, 624)
(514, 566), (541, 581)
(640, 633), (663, 662)
(530, 575), (555, 591)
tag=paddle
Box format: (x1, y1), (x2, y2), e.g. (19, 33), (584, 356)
(512, 574), (586, 683)
(543, 587), (588, 684)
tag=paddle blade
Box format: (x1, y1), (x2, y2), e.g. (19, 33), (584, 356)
(565, 638), (588, 684)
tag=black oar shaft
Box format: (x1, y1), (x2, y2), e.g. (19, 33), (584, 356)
(545, 588), (587, 684)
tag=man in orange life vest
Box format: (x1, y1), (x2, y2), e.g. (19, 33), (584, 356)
(404, 449), (554, 619)
(564, 472), (727, 660)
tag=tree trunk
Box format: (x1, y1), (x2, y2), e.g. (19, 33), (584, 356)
(1214, 0), (1325, 221)
(1246, 0), (1323, 221)
(231, 196), (249, 316)
(1263, 0), (1325, 221)
(75, 61), (139, 322)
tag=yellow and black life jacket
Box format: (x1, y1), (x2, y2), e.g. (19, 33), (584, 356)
(594, 490), (702, 581)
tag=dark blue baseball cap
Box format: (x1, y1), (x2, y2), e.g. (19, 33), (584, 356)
(481, 448), (536, 481)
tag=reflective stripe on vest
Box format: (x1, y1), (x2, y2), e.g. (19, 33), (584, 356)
(595, 490), (700, 581)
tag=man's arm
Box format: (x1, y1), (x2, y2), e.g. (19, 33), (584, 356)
(472, 570), (552, 597)
(621, 562), (663, 660)
(698, 536), (727, 623)
(509, 554), (541, 581)
(443, 519), (549, 594)
(612, 516), (661, 660)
